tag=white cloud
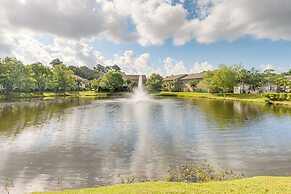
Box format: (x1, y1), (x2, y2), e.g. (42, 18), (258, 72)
(161, 57), (212, 75)
(192, 61), (213, 72)
(0, 29), (104, 67)
(260, 64), (273, 71)
(109, 50), (159, 75)
(163, 57), (188, 75)
(1, 0), (291, 46)
(175, 0), (291, 44)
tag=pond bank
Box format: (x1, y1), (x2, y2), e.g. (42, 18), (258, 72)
(33, 177), (291, 194)
(157, 92), (291, 107)
(0, 91), (125, 101)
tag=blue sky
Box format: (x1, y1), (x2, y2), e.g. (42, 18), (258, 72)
(0, 0), (290, 75)
(94, 37), (291, 72)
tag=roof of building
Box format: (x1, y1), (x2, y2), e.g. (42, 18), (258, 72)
(163, 74), (187, 81)
(181, 72), (204, 80)
(122, 74), (147, 81)
(285, 75), (291, 81)
(73, 75), (89, 82)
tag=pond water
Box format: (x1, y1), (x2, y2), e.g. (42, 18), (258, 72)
(0, 97), (291, 193)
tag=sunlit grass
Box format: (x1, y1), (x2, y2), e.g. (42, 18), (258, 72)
(34, 177), (291, 194)
(158, 92), (291, 106)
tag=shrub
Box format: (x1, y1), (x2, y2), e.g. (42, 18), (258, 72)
(263, 93), (291, 101)
(166, 162), (243, 183)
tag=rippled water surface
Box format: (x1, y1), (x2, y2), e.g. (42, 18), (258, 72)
(0, 97), (291, 193)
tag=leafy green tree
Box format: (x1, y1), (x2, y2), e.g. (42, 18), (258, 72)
(50, 58), (63, 67)
(247, 68), (263, 90)
(201, 65), (238, 95)
(19, 65), (36, 92)
(273, 75), (290, 92)
(188, 79), (198, 88)
(0, 57), (25, 94)
(163, 80), (179, 92)
(198, 71), (215, 92)
(111, 64), (121, 72)
(30, 62), (52, 91)
(88, 79), (100, 90)
(146, 73), (163, 92)
(262, 69), (276, 83)
(69, 65), (95, 80)
(52, 64), (75, 92)
(99, 71), (123, 92)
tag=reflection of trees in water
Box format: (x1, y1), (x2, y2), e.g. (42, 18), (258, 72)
(189, 99), (291, 128)
(0, 98), (93, 135)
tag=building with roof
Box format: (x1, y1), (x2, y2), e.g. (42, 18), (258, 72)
(180, 73), (204, 92)
(163, 73), (204, 92)
(121, 73), (147, 91)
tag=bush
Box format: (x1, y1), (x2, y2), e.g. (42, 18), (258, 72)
(166, 162), (243, 183)
(263, 93), (291, 101)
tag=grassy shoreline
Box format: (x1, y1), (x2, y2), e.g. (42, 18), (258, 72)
(1, 91), (291, 107)
(158, 92), (291, 107)
(33, 177), (291, 194)
(0, 91), (124, 101)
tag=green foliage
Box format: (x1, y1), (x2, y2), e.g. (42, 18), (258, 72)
(264, 93), (291, 101)
(20, 65), (36, 92)
(88, 79), (100, 90)
(146, 73), (163, 92)
(0, 57), (25, 94)
(166, 162), (242, 183)
(30, 62), (52, 91)
(187, 79), (198, 88)
(50, 58), (63, 67)
(163, 80), (179, 92)
(202, 65), (238, 94)
(69, 65), (95, 80)
(273, 75), (290, 90)
(52, 64), (75, 92)
(33, 177), (291, 194)
(99, 71), (124, 92)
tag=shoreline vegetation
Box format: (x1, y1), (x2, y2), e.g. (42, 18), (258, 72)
(33, 177), (291, 194)
(157, 92), (291, 107)
(1, 91), (291, 107)
(0, 91), (125, 101)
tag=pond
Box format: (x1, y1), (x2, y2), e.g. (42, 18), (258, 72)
(0, 97), (291, 193)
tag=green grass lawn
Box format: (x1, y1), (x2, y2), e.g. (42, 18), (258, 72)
(158, 92), (291, 106)
(33, 177), (291, 194)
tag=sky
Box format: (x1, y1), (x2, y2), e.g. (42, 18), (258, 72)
(0, 0), (291, 76)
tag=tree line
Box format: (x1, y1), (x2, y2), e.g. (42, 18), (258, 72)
(1, 56), (290, 95)
(0, 57), (123, 94)
(198, 65), (291, 94)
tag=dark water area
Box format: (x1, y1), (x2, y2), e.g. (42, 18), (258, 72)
(0, 97), (290, 193)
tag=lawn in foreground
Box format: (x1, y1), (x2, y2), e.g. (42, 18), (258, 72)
(34, 177), (291, 194)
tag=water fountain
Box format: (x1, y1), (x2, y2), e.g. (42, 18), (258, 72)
(131, 75), (150, 102)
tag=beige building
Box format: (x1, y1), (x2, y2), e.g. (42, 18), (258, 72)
(180, 73), (204, 92)
(163, 73), (204, 92)
(121, 73), (147, 91)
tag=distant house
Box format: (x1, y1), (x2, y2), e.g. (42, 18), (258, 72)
(284, 75), (291, 92)
(285, 75), (291, 81)
(121, 73), (147, 91)
(163, 73), (205, 92)
(260, 82), (280, 93)
(73, 75), (89, 90)
(163, 74), (187, 92)
(234, 84), (251, 94)
(180, 73), (204, 92)
(122, 74), (147, 83)
(163, 74), (188, 82)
